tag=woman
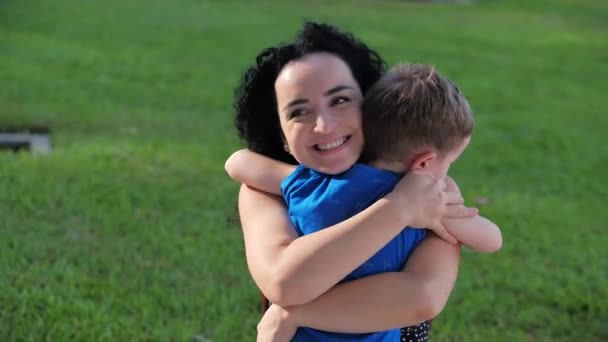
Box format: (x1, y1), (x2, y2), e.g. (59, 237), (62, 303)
(233, 22), (474, 341)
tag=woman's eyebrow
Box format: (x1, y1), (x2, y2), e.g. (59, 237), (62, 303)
(324, 85), (353, 96)
(283, 98), (308, 111)
(283, 85), (354, 110)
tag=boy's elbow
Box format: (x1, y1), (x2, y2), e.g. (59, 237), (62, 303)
(471, 239), (502, 253)
(484, 229), (503, 253)
(473, 225), (503, 253)
(487, 222), (503, 252)
(490, 234), (503, 253)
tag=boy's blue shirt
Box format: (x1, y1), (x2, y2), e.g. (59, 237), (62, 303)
(281, 163), (427, 342)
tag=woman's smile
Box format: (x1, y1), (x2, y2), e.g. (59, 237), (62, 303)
(313, 135), (350, 152)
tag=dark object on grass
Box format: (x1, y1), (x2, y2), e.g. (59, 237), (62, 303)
(0, 126), (52, 153)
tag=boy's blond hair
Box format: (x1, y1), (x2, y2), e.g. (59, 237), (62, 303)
(361, 64), (474, 161)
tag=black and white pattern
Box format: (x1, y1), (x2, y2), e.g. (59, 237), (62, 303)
(400, 320), (431, 342)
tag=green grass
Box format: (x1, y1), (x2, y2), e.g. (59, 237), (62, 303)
(1, 0), (606, 341)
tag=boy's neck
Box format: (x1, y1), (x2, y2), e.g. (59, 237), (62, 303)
(367, 158), (409, 174)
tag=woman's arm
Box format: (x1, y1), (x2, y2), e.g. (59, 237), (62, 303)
(240, 184), (409, 307)
(239, 172), (474, 307)
(263, 234), (461, 333)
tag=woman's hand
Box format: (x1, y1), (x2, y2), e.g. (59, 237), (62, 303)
(442, 175), (479, 220)
(257, 304), (298, 342)
(443, 175), (460, 193)
(388, 172), (477, 244)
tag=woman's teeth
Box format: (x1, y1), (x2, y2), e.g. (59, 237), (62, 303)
(316, 137), (347, 151)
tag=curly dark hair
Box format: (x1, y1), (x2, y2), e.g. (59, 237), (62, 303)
(233, 21), (387, 164)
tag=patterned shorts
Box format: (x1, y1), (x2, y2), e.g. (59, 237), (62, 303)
(400, 320), (431, 342)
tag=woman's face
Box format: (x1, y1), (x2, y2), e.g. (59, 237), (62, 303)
(274, 53), (364, 174)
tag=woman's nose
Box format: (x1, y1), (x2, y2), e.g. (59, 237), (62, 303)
(314, 111), (336, 134)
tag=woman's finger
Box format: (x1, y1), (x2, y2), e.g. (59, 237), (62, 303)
(445, 191), (464, 205)
(445, 205), (478, 218)
(429, 223), (458, 245)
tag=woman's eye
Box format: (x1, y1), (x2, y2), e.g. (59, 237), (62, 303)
(331, 96), (350, 106)
(289, 108), (307, 118)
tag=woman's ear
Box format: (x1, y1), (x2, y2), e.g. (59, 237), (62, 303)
(280, 133), (291, 154)
(409, 152), (436, 172)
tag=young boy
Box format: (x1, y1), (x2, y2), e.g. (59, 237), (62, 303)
(226, 64), (502, 340)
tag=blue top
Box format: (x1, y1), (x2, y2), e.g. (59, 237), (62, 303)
(281, 163), (427, 342)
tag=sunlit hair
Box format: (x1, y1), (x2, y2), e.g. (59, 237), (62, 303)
(234, 21), (387, 164)
(361, 64), (474, 162)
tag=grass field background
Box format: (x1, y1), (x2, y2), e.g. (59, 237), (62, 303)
(1, 0), (606, 340)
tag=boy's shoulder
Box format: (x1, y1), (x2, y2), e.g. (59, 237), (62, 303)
(343, 163), (399, 181)
(281, 163), (401, 197)
(285, 162), (393, 180)
(282, 163), (405, 225)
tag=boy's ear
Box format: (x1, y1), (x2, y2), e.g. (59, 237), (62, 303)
(409, 152), (436, 172)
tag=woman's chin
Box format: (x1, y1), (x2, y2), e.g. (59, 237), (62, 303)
(316, 160), (356, 175)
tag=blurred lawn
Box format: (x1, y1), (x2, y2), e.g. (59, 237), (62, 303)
(1, 0), (606, 341)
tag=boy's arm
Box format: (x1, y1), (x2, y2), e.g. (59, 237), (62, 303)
(224, 149), (296, 195)
(442, 176), (503, 253)
(442, 216), (502, 253)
